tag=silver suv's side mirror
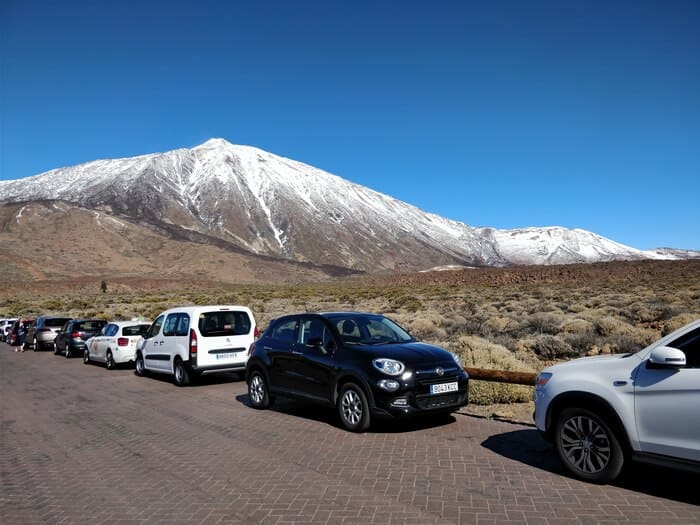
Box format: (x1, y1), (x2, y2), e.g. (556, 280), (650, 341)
(648, 345), (686, 368)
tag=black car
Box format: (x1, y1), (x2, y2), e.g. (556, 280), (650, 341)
(54, 319), (107, 358)
(245, 312), (469, 432)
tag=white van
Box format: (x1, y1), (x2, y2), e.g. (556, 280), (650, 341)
(135, 305), (257, 386)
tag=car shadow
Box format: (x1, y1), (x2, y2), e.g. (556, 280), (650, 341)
(137, 370), (245, 386)
(234, 393), (457, 433)
(482, 429), (700, 505)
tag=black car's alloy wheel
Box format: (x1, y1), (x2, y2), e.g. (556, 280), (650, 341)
(248, 371), (272, 409)
(554, 407), (624, 483)
(338, 383), (370, 432)
(83, 350), (90, 364)
(32, 337), (39, 351)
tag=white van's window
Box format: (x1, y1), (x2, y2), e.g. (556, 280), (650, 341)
(146, 315), (164, 338)
(199, 311), (251, 337)
(163, 313), (190, 337)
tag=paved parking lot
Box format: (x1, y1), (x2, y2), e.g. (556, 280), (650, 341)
(1, 344), (698, 524)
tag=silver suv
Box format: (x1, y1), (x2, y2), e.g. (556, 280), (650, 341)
(26, 315), (72, 351)
(534, 319), (700, 483)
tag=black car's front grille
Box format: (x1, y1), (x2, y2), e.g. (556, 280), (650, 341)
(415, 392), (467, 409)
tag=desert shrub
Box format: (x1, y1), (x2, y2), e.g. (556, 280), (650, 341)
(40, 299), (63, 312)
(627, 301), (677, 324)
(525, 312), (563, 335)
(391, 295), (423, 313)
(517, 335), (575, 361)
(406, 315), (447, 341)
(595, 317), (658, 347)
(563, 331), (599, 356)
(663, 313), (699, 335)
(561, 318), (595, 334)
(441, 313), (469, 337)
(448, 336), (535, 404)
(481, 316), (521, 336)
(607, 334), (643, 354)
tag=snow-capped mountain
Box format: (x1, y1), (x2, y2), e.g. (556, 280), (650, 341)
(0, 138), (689, 271)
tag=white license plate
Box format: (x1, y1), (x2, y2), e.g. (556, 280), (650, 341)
(216, 352), (238, 360)
(430, 382), (458, 394)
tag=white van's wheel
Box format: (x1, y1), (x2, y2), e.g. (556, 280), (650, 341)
(134, 353), (145, 376)
(174, 359), (190, 387)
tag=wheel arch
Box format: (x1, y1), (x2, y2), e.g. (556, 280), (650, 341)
(546, 391), (632, 455)
(333, 373), (375, 409)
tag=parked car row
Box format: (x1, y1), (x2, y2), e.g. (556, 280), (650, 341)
(4, 304), (699, 484)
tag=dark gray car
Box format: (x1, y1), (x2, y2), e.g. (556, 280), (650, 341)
(54, 319), (107, 358)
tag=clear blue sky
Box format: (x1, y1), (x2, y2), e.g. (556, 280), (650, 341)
(1, 0), (698, 250)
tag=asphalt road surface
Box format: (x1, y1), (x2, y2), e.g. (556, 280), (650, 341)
(1, 343), (698, 524)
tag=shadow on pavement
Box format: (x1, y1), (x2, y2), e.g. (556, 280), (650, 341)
(483, 429), (700, 505)
(235, 393), (457, 433)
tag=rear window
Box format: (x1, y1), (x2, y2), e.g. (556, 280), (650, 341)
(198, 311), (251, 337)
(122, 324), (150, 337)
(75, 320), (106, 332)
(46, 318), (71, 328)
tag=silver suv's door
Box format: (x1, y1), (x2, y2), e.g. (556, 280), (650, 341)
(634, 326), (700, 461)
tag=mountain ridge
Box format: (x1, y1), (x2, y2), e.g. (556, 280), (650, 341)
(1, 138), (697, 274)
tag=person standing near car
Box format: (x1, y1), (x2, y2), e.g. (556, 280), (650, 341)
(17, 320), (28, 351)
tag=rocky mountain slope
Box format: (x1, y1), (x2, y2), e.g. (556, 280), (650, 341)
(0, 138), (694, 275)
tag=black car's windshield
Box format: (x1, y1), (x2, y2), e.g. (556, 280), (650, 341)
(327, 314), (414, 345)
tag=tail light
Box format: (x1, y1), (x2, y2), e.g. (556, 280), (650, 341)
(189, 329), (198, 365)
(71, 331), (83, 339)
(254, 326), (260, 339)
(117, 338), (129, 347)
(248, 342), (256, 357)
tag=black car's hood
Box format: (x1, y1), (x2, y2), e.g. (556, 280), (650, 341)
(347, 341), (455, 365)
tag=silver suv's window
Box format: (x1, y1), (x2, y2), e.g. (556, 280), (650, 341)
(45, 317), (71, 328)
(198, 311), (251, 337)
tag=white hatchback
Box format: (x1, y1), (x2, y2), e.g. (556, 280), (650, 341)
(135, 305), (257, 386)
(84, 321), (151, 369)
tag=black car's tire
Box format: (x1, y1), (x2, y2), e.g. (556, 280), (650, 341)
(338, 383), (371, 432)
(554, 407), (625, 483)
(83, 350), (90, 364)
(248, 370), (272, 409)
(173, 358), (190, 387)
(106, 351), (115, 370)
(65, 347), (72, 358)
(53, 342), (60, 355)
(134, 353), (145, 377)
(32, 337), (39, 351)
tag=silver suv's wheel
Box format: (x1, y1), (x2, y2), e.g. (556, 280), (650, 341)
(554, 407), (624, 483)
(338, 383), (370, 432)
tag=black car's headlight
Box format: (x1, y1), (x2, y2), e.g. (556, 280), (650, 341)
(450, 352), (462, 368)
(373, 358), (405, 376)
